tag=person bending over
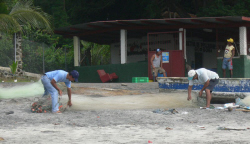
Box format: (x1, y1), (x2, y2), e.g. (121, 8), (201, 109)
(41, 70), (79, 113)
(187, 68), (219, 108)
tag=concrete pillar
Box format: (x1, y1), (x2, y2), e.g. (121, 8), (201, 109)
(184, 29), (186, 60)
(179, 28), (186, 59)
(239, 26), (247, 55)
(73, 36), (80, 66)
(16, 32), (23, 76)
(120, 29), (127, 64)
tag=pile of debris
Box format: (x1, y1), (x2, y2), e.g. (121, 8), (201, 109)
(153, 108), (178, 115)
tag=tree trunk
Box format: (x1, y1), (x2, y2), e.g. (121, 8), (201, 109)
(15, 32), (23, 76)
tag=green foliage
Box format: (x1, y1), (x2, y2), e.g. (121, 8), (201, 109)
(22, 40), (43, 73)
(21, 40), (75, 73)
(0, 27), (74, 74)
(34, 0), (164, 25)
(33, 0), (69, 28)
(22, 25), (58, 46)
(197, 0), (250, 17)
(0, 0), (8, 14)
(5, 0), (250, 75)
(80, 41), (110, 66)
(9, 61), (17, 74)
(91, 43), (110, 65)
(0, 33), (14, 67)
(43, 46), (74, 72)
(0, 0), (53, 34)
(145, 1), (162, 19)
(3, 0), (18, 11)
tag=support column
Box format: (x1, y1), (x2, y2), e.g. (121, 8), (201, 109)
(73, 36), (80, 66)
(179, 28), (186, 59)
(239, 26), (247, 55)
(120, 29), (127, 64)
(16, 32), (23, 76)
(179, 28), (183, 50)
(184, 29), (186, 60)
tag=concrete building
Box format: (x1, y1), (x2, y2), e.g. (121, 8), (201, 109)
(55, 16), (250, 82)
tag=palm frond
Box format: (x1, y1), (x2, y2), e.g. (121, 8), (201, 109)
(10, 0), (53, 33)
(11, 9), (53, 32)
(0, 14), (21, 33)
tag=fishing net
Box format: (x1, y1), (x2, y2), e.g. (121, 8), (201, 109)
(31, 96), (64, 113)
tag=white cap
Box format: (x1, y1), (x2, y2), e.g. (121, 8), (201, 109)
(188, 70), (196, 80)
(156, 48), (161, 52)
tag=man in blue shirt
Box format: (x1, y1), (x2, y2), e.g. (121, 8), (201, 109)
(41, 70), (79, 113)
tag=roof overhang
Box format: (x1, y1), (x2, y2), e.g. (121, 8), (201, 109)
(55, 16), (250, 45)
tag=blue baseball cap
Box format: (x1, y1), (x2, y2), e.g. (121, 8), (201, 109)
(70, 70), (79, 82)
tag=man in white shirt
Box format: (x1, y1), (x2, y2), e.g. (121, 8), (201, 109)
(187, 68), (219, 108)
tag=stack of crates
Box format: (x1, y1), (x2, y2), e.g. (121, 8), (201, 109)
(132, 77), (149, 83)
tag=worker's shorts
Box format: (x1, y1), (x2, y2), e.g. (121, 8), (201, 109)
(205, 78), (219, 93)
(151, 67), (165, 77)
(222, 58), (233, 70)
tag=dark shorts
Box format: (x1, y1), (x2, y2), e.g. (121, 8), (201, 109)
(206, 79), (219, 92)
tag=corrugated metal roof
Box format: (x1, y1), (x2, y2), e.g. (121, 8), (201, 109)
(55, 16), (250, 44)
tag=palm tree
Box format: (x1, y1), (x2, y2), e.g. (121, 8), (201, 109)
(0, 0), (52, 75)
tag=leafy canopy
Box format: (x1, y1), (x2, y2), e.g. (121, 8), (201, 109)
(0, 0), (53, 34)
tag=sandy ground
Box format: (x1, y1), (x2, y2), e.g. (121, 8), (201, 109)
(1, 84), (250, 143)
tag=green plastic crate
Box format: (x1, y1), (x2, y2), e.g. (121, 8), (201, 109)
(132, 77), (149, 83)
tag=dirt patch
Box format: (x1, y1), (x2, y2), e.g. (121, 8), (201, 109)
(1, 83), (250, 143)
(0, 95), (249, 144)
(72, 87), (142, 96)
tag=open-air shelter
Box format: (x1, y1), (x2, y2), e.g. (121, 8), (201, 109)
(55, 16), (250, 82)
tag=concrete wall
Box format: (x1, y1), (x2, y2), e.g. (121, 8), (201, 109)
(203, 49), (217, 69)
(244, 56), (250, 77)
(75, 62), (148, 83)
(217, 55), (250, 78)
(157, 77), (250, 93)
(0, 66), (41, 79)
(186, 37), (224, 69)
(127, 55), (146, 63)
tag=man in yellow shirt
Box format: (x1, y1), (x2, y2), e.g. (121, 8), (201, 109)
(222, 38), (235, 78)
